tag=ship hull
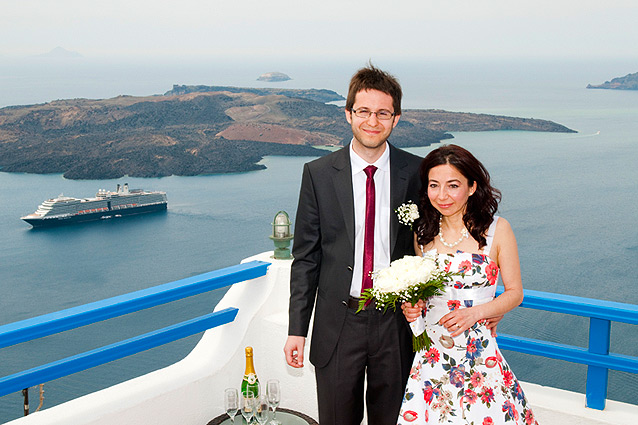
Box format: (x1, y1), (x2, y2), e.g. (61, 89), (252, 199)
(23, 203), (167, 228)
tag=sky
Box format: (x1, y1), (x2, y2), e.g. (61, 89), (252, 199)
(1, 0), (637, 61)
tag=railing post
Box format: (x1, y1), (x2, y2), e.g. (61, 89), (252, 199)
(22, 388), (29, 416)
(586, 317), (610, 410)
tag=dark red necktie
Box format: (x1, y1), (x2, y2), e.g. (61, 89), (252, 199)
(361, 165), (377, 294)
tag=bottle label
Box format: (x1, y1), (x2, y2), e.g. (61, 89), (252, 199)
(245, 373), (257, 385)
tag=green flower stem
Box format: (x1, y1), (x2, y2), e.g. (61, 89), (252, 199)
(413, 332), (433, 352)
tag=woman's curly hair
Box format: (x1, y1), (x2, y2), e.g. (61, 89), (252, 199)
(415, 144), (501, 249)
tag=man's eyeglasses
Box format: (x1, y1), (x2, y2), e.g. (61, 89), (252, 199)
(350, 108), (396, 120)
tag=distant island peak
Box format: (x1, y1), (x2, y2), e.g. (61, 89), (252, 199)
(587, 71), (638, 90)
(33, 46), (83, 59)
(257, 72), (291, 82)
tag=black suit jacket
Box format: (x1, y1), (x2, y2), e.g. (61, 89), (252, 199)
(288, 143), (422, 368)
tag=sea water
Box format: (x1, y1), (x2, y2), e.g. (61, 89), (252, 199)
(0, 57), (637, 422)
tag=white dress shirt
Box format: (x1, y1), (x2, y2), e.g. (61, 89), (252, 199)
(349, 142), (391, 298)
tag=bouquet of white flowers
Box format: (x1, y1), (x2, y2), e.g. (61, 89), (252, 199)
(358, 253), (455, 351)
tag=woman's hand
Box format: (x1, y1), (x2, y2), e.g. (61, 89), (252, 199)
(438, 307), (482, 337)
(484, 315), (504, 337)
(401, 300), (424, 322)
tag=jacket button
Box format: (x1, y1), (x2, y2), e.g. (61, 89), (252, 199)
(347, 266), (353, 271)
(342, 300), (347, 306)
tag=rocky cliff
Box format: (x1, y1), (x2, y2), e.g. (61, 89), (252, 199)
(587, 72), (638, 90)
(0, 87), (575, 179)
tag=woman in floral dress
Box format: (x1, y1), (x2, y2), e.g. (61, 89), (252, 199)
(398, 145), (538, 425)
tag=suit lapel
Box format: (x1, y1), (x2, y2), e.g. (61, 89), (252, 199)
(389, 145), (410, 257)
(331, 147), (355, 252)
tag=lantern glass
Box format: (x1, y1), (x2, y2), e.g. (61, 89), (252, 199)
(272, 211), (291, 238)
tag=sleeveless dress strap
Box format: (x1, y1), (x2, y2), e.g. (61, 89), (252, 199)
(483, 216), (500, 255)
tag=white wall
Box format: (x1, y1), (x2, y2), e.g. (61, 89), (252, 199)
(7, 252), (318, 425)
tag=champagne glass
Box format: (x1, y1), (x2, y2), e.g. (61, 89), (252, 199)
(224, 388), (239, 424)
(241, 390), (255, 425)
(266, 379), (281, 425)
(254, 395), (270, 425)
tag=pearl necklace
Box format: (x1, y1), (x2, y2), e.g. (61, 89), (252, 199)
(438, 216), (469, 248)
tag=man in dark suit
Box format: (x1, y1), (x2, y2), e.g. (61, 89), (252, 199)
(284, 65), (422, 425)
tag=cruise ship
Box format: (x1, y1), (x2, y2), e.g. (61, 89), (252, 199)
(21, 184), (167, 228)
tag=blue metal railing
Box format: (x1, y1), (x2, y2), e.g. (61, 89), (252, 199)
(495, 287), (638, 410)
(1, 261), (636, 413)
(0, 260), (270, 398)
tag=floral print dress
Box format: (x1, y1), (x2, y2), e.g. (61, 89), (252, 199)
(398, 217), (538, 425)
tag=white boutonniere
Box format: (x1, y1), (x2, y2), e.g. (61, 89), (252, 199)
(395, 201), (419, 230)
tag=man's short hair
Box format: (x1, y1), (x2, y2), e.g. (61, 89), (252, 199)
(345, 64), (402, 115)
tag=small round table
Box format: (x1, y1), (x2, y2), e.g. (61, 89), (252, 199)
(206, 408), (318, 425)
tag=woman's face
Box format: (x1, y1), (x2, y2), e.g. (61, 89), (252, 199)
(427, 163), (477, 218)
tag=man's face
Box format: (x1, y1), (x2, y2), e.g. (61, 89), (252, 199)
(346, 89), (400, 155)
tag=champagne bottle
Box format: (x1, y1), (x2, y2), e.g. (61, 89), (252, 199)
(241, 346), (260, 397)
